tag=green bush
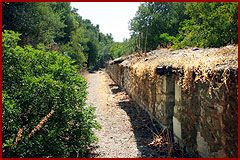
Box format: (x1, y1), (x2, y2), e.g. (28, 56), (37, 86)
(109, 40), (135, 59)
(2, 30), (99, 157)
(158, 33), (176, 48)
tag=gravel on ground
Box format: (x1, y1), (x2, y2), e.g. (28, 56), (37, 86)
(84, 70), (184, 158)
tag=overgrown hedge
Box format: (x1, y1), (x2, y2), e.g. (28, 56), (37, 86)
(2, 30), (99, 157)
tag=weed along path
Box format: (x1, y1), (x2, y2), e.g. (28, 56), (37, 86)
(84, 70), (175, 158)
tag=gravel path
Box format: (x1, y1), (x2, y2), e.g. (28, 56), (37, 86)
(84, 70), (183, 158)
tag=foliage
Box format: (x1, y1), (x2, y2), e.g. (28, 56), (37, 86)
(3, 2), (65, 46)
(178, 2), (238, 48)
(2, 30), (99, 157)
(158, 33), (176, 48)
(2, 2), (114, 70)
(129, 2), (238, 51)
(129, 2), (186, 51)
(2, 2), (114, 157)
(109, 39), (135, 59)
(3, 2), (238, 66)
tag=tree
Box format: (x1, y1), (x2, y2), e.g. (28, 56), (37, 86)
(178, 2), (238, 48)
(109, 39), (135, 59)
(129, 2), (237, 50)
(2, 30), (99, 157)
(129, 2), (186, 51)
(3, 2), (65, 46)
(2, 2), (114, 69)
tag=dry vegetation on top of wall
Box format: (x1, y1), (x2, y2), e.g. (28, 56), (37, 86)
(110, 45), (238, 91)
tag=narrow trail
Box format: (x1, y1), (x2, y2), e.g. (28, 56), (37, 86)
(84, 70), (173, 158)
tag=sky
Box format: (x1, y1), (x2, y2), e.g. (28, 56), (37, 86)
(71, 2), (141, 42)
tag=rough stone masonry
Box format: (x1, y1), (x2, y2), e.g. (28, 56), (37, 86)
(106, 45), (238, 158)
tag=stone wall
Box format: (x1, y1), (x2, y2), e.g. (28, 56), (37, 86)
(106, 50), (238, 158)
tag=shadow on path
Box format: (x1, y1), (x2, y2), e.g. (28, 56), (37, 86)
(109, 83), (187, 158)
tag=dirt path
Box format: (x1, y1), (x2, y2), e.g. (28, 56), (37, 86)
(84, 70), (179, 158)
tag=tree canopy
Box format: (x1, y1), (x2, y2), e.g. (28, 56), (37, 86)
(127, 2), (238, 54)
(3, 2), (114, 70)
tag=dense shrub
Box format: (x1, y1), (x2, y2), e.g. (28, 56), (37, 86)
(158, 33), (176, 48)
(2, 30), (99, 157)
